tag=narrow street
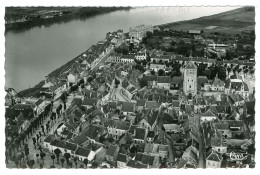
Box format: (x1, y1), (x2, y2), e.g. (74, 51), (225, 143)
(195, 115), (206, 168)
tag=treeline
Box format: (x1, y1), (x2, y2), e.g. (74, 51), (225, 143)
(5, 7), (131, 33)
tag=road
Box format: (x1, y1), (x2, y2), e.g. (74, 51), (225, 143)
(110, 78), (129, 102)
(91, 37), (124, 71)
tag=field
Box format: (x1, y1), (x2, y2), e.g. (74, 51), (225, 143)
(160, 6), (255, 34)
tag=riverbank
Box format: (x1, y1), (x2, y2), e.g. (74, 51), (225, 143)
(5, 7), (131, 33)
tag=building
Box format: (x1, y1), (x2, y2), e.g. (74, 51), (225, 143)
(129, 24), (153, 40)
(183, 61), (197, 96)
(206, 152), (222, 168)
(135, 51), (147, 60)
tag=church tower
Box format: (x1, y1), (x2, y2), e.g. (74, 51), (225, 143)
(183, 61), (197, 96)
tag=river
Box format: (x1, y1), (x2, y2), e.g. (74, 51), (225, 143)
(5, 7), (238, 92)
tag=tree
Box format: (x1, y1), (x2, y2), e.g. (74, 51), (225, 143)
(150, 69), (155, 75)
(50, 165), (56, 168)
(54, 148), (61, 163)
(91, 161), (99, 169)
(114, 78), (120, 88)
(24, 147), (29, 160)
(51, 154), (55, 165)
(17, 154), (23, 168)
(36, 153), (39, 163)
(139, 78), (148, 88)
(27, 159), (35, 169)
(64, 152), (71, 166)
(74, 156), (79, 168)
(158, 69), (165, 76)
(83, 158), (88, 168)
(40, 152), (46, 164)
(60, 158), (65, 168)
(87, 76), (93, 83)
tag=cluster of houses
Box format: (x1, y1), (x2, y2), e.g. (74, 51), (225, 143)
(5, 26), (255, 168)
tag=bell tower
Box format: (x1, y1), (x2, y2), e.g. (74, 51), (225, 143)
(183, 60), (197, 96)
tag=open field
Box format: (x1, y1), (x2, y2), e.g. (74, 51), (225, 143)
(160, 6), (255, 34)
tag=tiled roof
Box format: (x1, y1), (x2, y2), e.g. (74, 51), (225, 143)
(207, 152), (222, 162)
(35, 99), (44, 106)
(134, 128), (146, 140)
(106, 145), (118, 157)
(136, 99), (146, 107)
(44, 134), (56, 143)
(212, 77), (224, 87)
(145, 101), (161, 109)
(82, 98), (98, 106)
(75, 147), (91, 157)
(141, 154), (155, 166)
(104, 119), (131, 131)
(127, 160), (148, 168)
(121, 102), (135, 113)
(157, 76), (171, 83)
(68, 134), (89, 145)
(117, 153), (128, 163)
(200, 110), (216, 117)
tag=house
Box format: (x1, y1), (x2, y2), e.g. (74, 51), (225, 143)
(67, 70), (79, 85)
(181, 146), (198, 168)
(129, 24), (153, 40)
(157, 76), (171, 90)
(133, 127), (147, 144)
(225, 79), (250, 100)
(49, 139), (78, 155)
(200, 109), (217, 122)
(68, 134), (89, 146)
(228, 94), (244, 107)
(117, 153), (128, 168)
(104, 119), (131, 140)
(206, 152), (222, 168)
(163, 124), (181, 133)
(135, 99), (146, 112)
(75, 147), (95, 162)
(43, 134), (56, 149)
(82, 125), (107, 144)
(126, 160), (148, 168)
(150, 64), (166, 72)
(121, 102), (136, 115)
(121, 55), (135, 63)
(14, 113), (30, 134)
(211, 76), (225, 91)
(82, 98), (98, 109)
(135, 51), (147, 60)
(138, 109), (158, 131)
(106, 145), (119, 162)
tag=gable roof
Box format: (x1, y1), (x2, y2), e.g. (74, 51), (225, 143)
(201, 110), (216, 117)
(207, 152), (222, 162)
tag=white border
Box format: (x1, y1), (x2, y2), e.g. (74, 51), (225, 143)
(1, 1), (259, 175)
